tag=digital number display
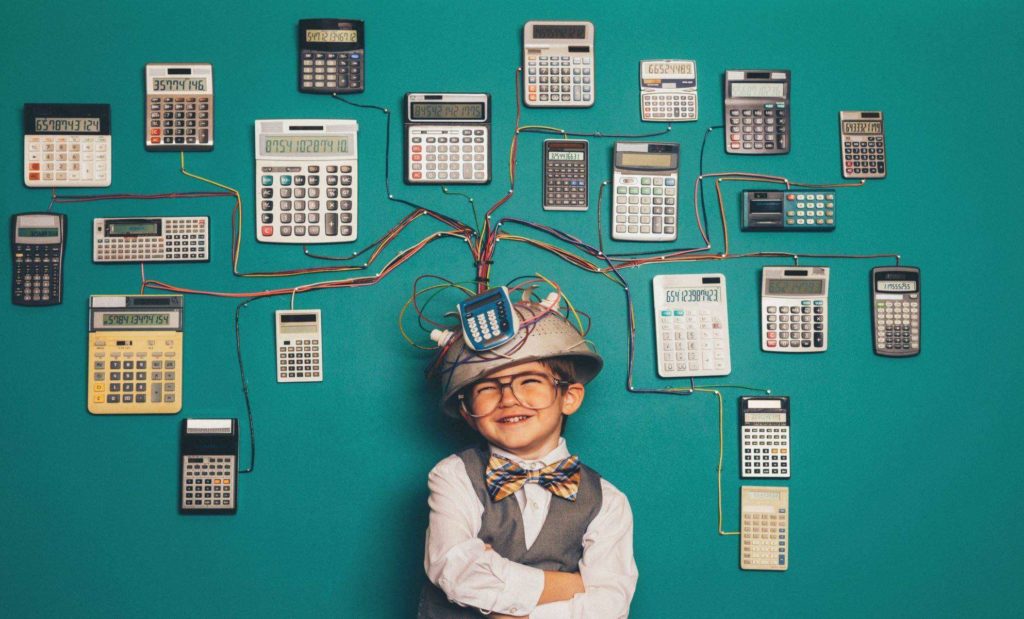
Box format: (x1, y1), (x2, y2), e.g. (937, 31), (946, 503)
(877, 280), (917, 292)
(766, 279), (824, 295)
(306, 29), (358, 43)
(746, 412), (787, 423)
(101, 313), (171, 326)
(410, 102), (485, 120)
(533, 24), (586, 39)
(747, 490), (781, 501)
(620, 152), (674, 168)
(18, 227), (58, 237)
(731, 82), (785, 98)
(109, 222), (159, 236)
(152, 78), (207, 92)
(664, 287), (720, 304)
(34, 117), (100, 133)
(549, 151), (584, 161)
(263, 136), (351, 155)
(842, 121), (882, 135)
(645, 62), (694, 76)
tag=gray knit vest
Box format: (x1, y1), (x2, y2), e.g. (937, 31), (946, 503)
(417, 446), (603, 618)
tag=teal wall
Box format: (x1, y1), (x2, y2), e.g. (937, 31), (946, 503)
(2, 0), (1022, 616)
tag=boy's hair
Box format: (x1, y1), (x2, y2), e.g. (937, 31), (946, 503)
(540, 357), (579, 384)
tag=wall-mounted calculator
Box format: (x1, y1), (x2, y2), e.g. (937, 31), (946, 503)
(404, 93), (490, 185)
(523, 20), (594, 107)
(298, 19), (364, 94)
(742, 190), (835, 231)
(24, 103), (111, 187)
(723, 70), (790, 154)
(840, 111), (886, 179)
(255, 119), (359, 243)
(145, 63), (213, 151)
(276, 310), (323, 382)
(88, 295), (184, 415)
(740, 396), (790, 479)
(871, 266), (920, 357)
(93, 216), (208, 263)
(640, 59), (698, 122)
(180, 418), (238, 514)
(652, 274), (731, 378)
(612, 142), (680, 242)
(457, 287), (519, 352)
(741, 486), (789, 571)
(543, 139), (588, 211)
(11, 212), (66, 306)
(761, 267), (829, 353)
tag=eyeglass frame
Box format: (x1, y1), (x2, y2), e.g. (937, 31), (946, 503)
(457, 370), (572, 419)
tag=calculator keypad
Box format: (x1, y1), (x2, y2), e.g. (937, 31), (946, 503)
(147, 96), (212, 150)
(182, 455), (235, 510)
(24, 135), (110, 187)
(300, 51), (363, 93)
(742, 426), (790, 478)
(727, 105), (789, 153)
(657, 310), (729, 376)
(642, 92), (697, 121)
(785, 193), (835, 228)
(875, 298), (920, 352)
(741, 506), (788, 571)
(763, 301), (826, 351)
(612, 175), (678, 241)
(278, 338), (322, 382)
(13, 244), (62, 305)
(258, 163), (357, 243)
(94, 218), (208, 262)
(525, 55), (593, 106)
(544, 159), (587, 209)
(407, 127), (489, 184)
(89, 337), (182, 414)
(843, 135), (886, 178)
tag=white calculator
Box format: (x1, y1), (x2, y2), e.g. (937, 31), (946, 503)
(761, 266), (829, 352)
(741, 486), (789, 571)
(275, 310), (323, 382)
(255, 119), (358, 244)
(523, 21), (595, 107)
(652, 274), (730, 377)
(404, 93), (491, 184)
(740, 396), (790, 479)
(145, 63), (214, 151)
(612, 142), (680, 242)
(93, 216), (208, 263)
(640, 60), (698, 122)
(24, 103), (111, 188)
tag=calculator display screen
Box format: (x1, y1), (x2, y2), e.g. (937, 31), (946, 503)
(109, 221), (159, 236)
(766, 279), (824, 295)
(262, 136), (351, 155)
(876, 280), (917, 292)
(664, 287), (720, 304)
(731, 83), (785, 98)
(18, 227), (59, 237)
(842, 121), (882, 134)
(749, 200), (783, 213)
(410, 103), (485, 121)
(549, 151), (584, 161)
(34, 117), (100, 133)
(306, 29), (357, 43)
(533, 24), (586, 39)
(645, 62), (694, 76)
(99, 312), (172, 326)
(746, 412), (786, 423)
(619, 152), (674, 168)
(747, 490), (781, 501)
(152, 78), (208, 92)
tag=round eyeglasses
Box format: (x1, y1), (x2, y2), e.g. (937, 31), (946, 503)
(458, 371), (570, 418)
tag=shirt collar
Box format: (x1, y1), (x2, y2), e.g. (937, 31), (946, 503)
(490, 438), (570, 470)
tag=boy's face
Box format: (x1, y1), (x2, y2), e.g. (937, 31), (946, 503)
(459, 361), (585, 461)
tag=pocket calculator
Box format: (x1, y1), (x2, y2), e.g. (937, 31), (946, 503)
(11, 213), (66, 306)
(255, 119), (359, 243)
(523, 21), (594, 107)
(180, 418), (238, 514)
(24, 103), (111, 187)
(652, 274), (731, 377)
(88, 295), (184, 415)
(612, 142), (680, 242)
(742, 190), (835, 231)
(640, 60), (698, 122)
(457, 287), (519, 352)
(93, 217), (209, 263)
(543, 139), (588, 211)
(276, 309), (323, 382)
(740, 396), (790, 479)
(841, 111), (886, 179)
(871, 266), (920, 357)
(723, 70), (790, 155)
(741, 486), (789, 571)
(298, 19), (364, 94)
(404, 93), (491, 185)
(145, 63), (213, 151)
(761, 267), (829, 352)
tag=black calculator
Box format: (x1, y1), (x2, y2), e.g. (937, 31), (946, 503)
(543, 139), (588, 210)
(180, 418), (238, 515)
(11, 212), (65, 306)
(298, 19), (364, 94)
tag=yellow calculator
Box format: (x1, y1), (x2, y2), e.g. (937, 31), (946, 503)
(88, 295), (184, 415)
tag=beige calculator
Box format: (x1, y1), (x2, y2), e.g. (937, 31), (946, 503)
(88, 295), (183, 415)
(741, 486), (789, 571)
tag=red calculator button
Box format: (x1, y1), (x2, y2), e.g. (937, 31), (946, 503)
(412, 172), (422, 180)
(29, 172), (41, 180)
(150, 128), (161, 136)
(260, 226), (274, 236)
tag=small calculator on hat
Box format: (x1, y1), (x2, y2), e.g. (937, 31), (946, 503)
(457, 287), (520, 352)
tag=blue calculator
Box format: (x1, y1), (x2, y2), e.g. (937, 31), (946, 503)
(457, 287), (519, 351)
(742, 190), (835, 231)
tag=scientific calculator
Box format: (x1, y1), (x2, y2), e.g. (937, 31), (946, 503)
(652, 274), (731, 377)
(457, 287), (519, 352)
(298, 19), (364, 94)
(742, 190), (835, 231)
(255, 119), (359, 243)
(180, 418), (238, 514)
(404, 93), (491, 184)
(88, 295), (184, 415)
(93, 217), (208, 263)
(840, 111), (886, 179)
(543, 139), (588, 211)
(723, 70), (790, 154)
(739, 396), (790, 479)
(612, 142), (680, 242)
(741, 486), (789, 571)
(11, 213), (66, 306)
(145, 63), (213, 151)
(523, 21), (594, 107)
(871, 266), (920, 357)
(23, 103), (111, 187)
(276, 309), (323, 383)
(761, 266), (829, 352)
(639, 59), (698, 122)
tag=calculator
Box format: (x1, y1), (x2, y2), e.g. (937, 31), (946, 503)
(276, 310), (323, 382)
(457, 287), (519, 352)
(723, 70), (790, 155)
(841, 111), (886, 179)
(23, 103), (111, 187)
(741, 486), (789, 571)
(742, 190), (835, 231)
(523, 20), (595, 107)
(93, 217), (209, 263)
(255, 119), (359, 243)
(612, 142), (680, 242)
(404, 93), (491, 185)
(11, 213), (66, 306)
(88, 295), (184, 415)
(739, 396), (790, 479)
(761, 266), (829, 353)
(298, 19), (364, 94)
(871, 266), (920, 357)
(543, 139), (588, 211)
(639, 60), (698, 122)
(652, 274), (731, 377)
(180, 418), (238, 514)
(145, 63), (213, 151)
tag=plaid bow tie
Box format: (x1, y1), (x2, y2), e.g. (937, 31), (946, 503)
(485, 454), (581, 502)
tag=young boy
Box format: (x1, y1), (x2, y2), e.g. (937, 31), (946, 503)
(419, 300), (638, 618)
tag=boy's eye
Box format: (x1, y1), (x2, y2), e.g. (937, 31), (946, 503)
(473, 384), (499, 396)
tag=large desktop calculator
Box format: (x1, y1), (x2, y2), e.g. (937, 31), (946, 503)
(523, 21), (594, 107)
(23, 103), (111, 187)
(612, 142), (680, 242)
(88, 295), (184, 415)
(640, 60), (698, 122)
(11, 212), (66, 306)
(741, 486), (789, 571)
(652, 274), (731, 377)
(404, 93), (490, 185)
(723, 70), (790, 155)
(254, 119), (359, 243)
(871, 266), (920, 357)
(840, 111), (886, 179)
(761, 266), (829, 352)
(742, 190), (835, 231)
(542, 139), (588, 210)
(276, 309), (323, 383)
(298, 19), (364, 94)
(180, 418), (238, 514)
(93, 216), (208, 263)
(740, 396), (791, 479)
(145, 63), (213, 151)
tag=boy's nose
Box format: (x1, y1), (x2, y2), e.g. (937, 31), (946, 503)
(498, 382), (520, 408)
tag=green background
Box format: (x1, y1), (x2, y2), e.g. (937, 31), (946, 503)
(2, 0), (1022, 616)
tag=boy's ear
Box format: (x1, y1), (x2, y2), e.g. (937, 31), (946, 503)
(561, 383), (585, 417)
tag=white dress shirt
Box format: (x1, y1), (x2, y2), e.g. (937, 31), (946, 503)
(424, 438), (638, 618)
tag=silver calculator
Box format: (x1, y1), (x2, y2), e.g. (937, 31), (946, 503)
(612, 142), (680, 242)
(93, 216), (208, 263)
(404, 93), (490, 185)
(761, 266), (829, 352)
(145, 63), (214, 151)
(523, 21), (595, 108)
(841, 111), (886, 179)
(640, 59), (698, 122)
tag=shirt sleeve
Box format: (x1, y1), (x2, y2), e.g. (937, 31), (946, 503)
(424, 455), (546, 615)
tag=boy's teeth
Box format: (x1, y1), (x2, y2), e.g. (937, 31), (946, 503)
(501, 415), (528, 423)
